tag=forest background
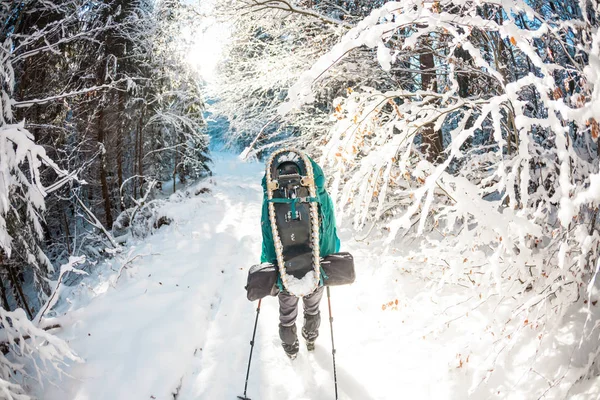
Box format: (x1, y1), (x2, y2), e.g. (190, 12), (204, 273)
(1, 0), (600, 398)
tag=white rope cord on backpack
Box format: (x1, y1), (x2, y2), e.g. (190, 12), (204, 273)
(266, 148), (321, 297)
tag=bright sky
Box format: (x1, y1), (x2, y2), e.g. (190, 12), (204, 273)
(185, 1), (231, 82)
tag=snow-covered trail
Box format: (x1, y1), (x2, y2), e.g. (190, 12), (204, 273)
(42, 153), (430, 400)
(40, 152), (598, 400)
(42, 154), (262, 399)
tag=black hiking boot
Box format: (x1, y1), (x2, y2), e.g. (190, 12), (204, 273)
(302, 327), (317, 351)
(279, 323), (299, 359)
(302, 312), (320, 351)
(282, 339), (299, 359)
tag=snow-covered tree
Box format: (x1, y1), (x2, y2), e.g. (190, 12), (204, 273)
(211, 0), (351, 153)
(217, 0), (600, 390)
(0, 3), (90, 394)
(0, 0), (211, 395)
(141, 0), (211, 188)
(8, 0), (210, 251)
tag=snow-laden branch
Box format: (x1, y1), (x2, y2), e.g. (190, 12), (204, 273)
(73, 194), (118, 249)
(12, 22), (116, 61)
(275, 1), (600, 391)
(0, 307), (80, 399)
(11, 79), (131, 109)
(34, 256), (87, 325)
(0, 122), (80, 257)
(239, 0), (353, 28)
(277, 0), (572, 114)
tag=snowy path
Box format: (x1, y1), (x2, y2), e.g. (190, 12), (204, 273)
(41, 153), (599, 400)
(42, 153), (415, 400)
(43, 154), (270, 399)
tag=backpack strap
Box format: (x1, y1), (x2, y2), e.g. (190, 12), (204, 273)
(276, 271), (284, 292)
(319, 265), (328, 286)
(267, 196), (319, 217)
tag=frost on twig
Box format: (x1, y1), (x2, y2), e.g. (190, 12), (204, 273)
(35, 256), (87, 325)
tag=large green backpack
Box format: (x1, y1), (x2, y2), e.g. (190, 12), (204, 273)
(245, 149), (352, 301)
(259, 149), (340, 296)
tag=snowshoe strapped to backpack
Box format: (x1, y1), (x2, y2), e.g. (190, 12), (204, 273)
(266, 149), (321, 297)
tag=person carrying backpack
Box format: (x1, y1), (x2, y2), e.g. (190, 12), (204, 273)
(259, 150), (340, 359)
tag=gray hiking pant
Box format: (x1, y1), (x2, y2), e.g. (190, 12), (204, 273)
(278, 286), (324, 345)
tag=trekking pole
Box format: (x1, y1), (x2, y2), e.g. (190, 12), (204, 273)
(326, 286), (339, 400)
(238, 298), (262, 400)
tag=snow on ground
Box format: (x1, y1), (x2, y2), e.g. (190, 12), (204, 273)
(40, 152), (600, 400)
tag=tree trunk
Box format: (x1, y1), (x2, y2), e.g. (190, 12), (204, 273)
(420, 50), (443, 164)
(173, 144), (178, 194)
(454, 46), (472, 99)
(133, 112), (140, 200)
(62, 210), (71, 254)
(7, 265), (33, 319)
(137, 107), (145, 198)
(117, 93), (125, 211)
(97, 105), (114, 228)
(0, 273), (11, 311)
(0, 253), (10, 311)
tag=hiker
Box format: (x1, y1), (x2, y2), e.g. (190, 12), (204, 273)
(259, 150), (340, 358)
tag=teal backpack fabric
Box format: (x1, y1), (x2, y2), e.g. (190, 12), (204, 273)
(260, 157), (341, 264)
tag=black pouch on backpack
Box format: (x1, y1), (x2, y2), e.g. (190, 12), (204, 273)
(321, 252), (355, 286)
(245, 263), (279, 301)
(245, 252), (355, 300)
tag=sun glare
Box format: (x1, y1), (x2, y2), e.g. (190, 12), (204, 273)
(186, 16), (230, 82)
